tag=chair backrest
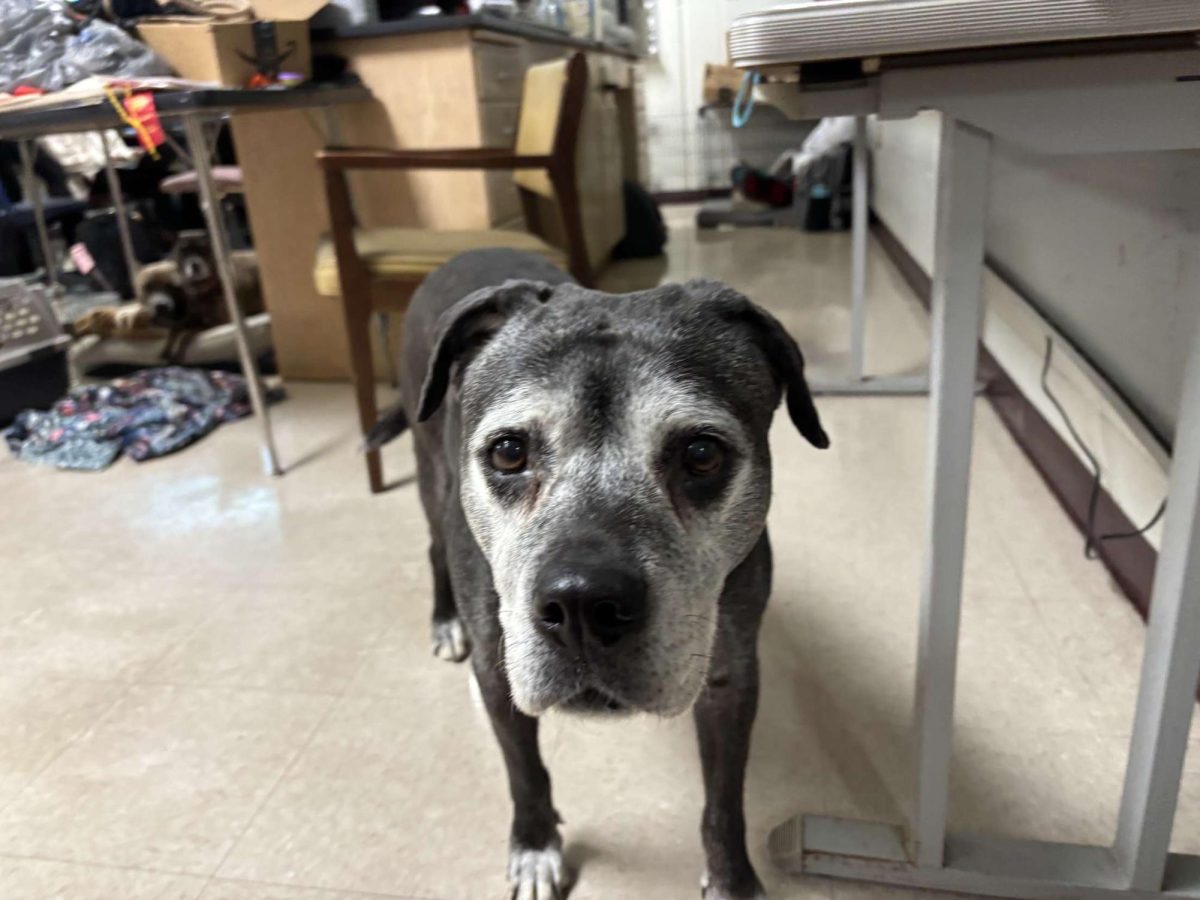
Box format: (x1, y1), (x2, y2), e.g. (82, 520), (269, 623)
(513, 52), (588, 199)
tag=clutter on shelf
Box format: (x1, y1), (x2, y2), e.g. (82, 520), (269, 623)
(135, 0), (327, 87)
(0, 0), (171, 96)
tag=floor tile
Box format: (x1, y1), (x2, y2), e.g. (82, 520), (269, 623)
(0, 585), (210, 683)
(0, 676), (127, 811)
(0, 214), (1178, 900)
(144, 588), (397, 693)
(0, 856), (206, 899)
(950, 731), (1128, 847)
(199, 878), (413, 899)
(216, 685), (513, 898)
(0, 685), (332, 874)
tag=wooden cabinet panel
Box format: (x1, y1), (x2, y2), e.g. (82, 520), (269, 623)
(474, 39), (525, 102)
(330, 31), (491, 232)
(479, 101), (520, 147)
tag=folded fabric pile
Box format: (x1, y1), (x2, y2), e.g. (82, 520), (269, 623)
(5, 367), (254, 470)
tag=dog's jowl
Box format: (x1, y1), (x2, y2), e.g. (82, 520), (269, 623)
(369, 248), (828, 900)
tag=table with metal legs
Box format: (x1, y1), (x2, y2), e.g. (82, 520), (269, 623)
(180, 114), (281, 475)
(806, 114), (929, 396)
(16, 140), (60, 292)
(0, 84), (370, 477)
(100, 135), (142, 302)
(733, 24), (1200, 900)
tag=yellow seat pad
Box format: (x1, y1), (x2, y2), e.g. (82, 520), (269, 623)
(313, 228), (567, 296)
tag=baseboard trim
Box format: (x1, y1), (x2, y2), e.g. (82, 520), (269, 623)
(653, 188), (732, 205)
(871, 216), (1156, 618)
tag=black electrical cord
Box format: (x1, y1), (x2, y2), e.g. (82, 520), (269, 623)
(1040, 336), (1166, 559)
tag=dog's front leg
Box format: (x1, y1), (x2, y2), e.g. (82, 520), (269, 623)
(693, 644), (766, 900)
(693, 536), (770, 900)
(472, 640), (564, 900)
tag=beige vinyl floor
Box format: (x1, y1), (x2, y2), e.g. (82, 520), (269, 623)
(3, 206), (1197, 899)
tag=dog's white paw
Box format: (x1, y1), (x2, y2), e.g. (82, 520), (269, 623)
(701, 872), (768, 900)
(431, 618), (470, 662)
(509, 844), (565, 900)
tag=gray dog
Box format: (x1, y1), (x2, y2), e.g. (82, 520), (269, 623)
(367, 248), (828, 900)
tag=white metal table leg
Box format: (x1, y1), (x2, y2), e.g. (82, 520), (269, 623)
(17, 139), (58, 291)
(101, 132), (142, 300)
(912, 117), (992, 868)
(1114, 318), (1200, 889)
(849, 113), (869, 381)
(806, 115), (932, 397)
(770, 114), (1200, 900)
(769, 116), (992, 881)
(182, 114), (282, 477)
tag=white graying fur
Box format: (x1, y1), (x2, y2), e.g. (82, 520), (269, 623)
(702, 871), (768, 900)
(432, 617), (470, 661)
(509, 843), (565, 900)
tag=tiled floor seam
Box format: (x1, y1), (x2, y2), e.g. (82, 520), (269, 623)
(205, 693), (341, 883)
(0, 681), (134, 821)
(207, 619), (402, 887)
(196, 872), (446, 900)
(0, 849), (202, 880)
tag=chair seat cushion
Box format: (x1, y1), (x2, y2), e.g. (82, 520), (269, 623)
(313, 227), (568, 297)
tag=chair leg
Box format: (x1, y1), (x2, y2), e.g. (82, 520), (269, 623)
(343, 297), (384, 493)
(377, 311), (400, 388)
(551, 173), (593, 287)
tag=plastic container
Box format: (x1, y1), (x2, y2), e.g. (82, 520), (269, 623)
(0, 284), (70, 425)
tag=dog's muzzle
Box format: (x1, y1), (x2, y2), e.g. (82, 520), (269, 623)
(533, 553), (647, 652)
(526, 545), (648, 713)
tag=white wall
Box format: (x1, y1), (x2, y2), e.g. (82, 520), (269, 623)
(872, 115), (1199, 547)
(641, 0), (804, 191)
(869, 112), (942, 272)
(873, 119), (1200, 445)
(985, 145), (1200, 444)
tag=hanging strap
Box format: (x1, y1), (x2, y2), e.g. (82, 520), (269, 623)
(731, 71), (761, 128)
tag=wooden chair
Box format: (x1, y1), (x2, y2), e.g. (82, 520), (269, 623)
(314, 52), (591, 493)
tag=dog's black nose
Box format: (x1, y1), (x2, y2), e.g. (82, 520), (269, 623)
(534, 562), (647, 650)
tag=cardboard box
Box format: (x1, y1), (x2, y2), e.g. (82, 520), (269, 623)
(703, 63), (743, 107)
(137, 0), (327, 87)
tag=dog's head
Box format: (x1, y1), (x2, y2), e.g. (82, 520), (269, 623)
(418, 279), (827, 717)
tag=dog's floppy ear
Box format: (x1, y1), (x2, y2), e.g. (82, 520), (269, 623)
(762, 310), (830, 448)
(417, 279), (554, 422)
(695, 280), (830, 449)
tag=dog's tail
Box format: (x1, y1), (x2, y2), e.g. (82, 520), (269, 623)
(362, 401), (410, 451)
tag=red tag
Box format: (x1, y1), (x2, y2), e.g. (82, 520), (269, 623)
(123, 92), (165, 152)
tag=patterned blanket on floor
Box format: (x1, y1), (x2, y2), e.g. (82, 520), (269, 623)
(5, 367), (257, 471)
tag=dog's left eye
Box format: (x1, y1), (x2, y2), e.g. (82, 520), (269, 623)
(489, 436), (528, 473)
(682, 437), (725, 477)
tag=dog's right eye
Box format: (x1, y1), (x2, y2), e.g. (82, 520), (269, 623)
(682, 436), (725, 477)
(488, 436), (527, 474)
